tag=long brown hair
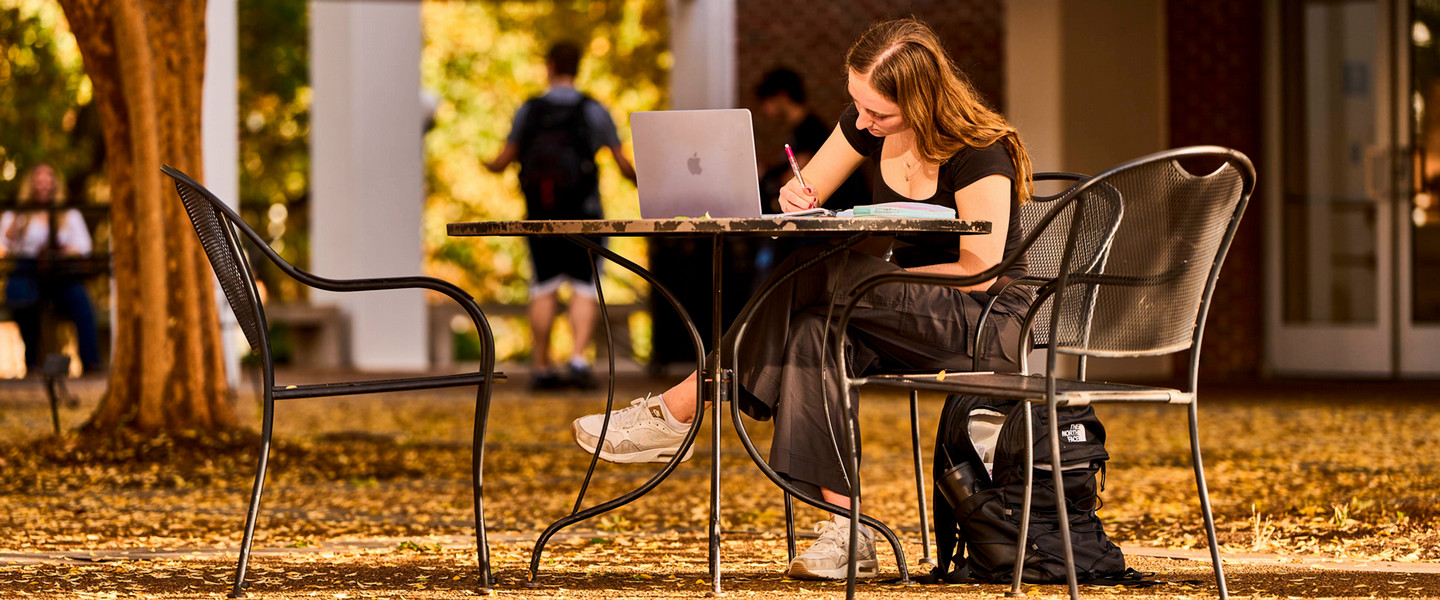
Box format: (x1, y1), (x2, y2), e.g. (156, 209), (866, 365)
(16, 163), (66, 205)
(846, 18), (1033, 203)
(10, 164), (72, 234)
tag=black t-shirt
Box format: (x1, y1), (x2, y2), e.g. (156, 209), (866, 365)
(837, 103), (1029, 304)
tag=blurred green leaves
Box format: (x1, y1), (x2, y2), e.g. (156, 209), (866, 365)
(239, 0), (311, 303)
(0, 0), (100, 203)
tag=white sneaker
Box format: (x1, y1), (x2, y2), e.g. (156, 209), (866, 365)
(571, 395), (693, 463)
(786, 516), (879, 580)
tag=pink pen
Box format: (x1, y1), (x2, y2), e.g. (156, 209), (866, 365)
(784, 144), (814, 202)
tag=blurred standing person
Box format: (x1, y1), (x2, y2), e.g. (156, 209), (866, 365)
(756, 67), (867, 213)
(485, 41), (637, 390)
(0, 163), (102, 375)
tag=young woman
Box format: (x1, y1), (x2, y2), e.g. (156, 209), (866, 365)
(0, 163), (102, 374)
(571, 18), (1034, 579)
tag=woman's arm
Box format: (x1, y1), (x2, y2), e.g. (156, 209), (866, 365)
(778, 126), (866, 212)
(905, 174), (1011, 292)
(606, 144), (637, 182)
(483, 142), (519, 173)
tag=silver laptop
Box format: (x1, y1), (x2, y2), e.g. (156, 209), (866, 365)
(631, 109), (768, 219)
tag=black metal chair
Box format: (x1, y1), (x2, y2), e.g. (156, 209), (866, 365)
(161, 166), (506, 598)
(732, 169), (1123, 588)
(768, 171), (1121, 568)
(847, 171), (1126, 566)
(834, 147), (1256, 599)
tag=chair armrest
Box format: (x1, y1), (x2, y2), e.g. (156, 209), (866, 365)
(239, 227), (494, 351)
(1032, 172), (1091, 203)
(246, 241), (498, 373)
(1034, 172), (1089, 184)
(273, 371), (507, 400)
(290, 270), (493, 344)
(971, 276), (1049, 371)
(835, 175), (1101, 376)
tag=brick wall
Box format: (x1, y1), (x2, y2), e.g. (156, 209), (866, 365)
(1167, 0), (1265, 381)
(734, 1), (1005, 159)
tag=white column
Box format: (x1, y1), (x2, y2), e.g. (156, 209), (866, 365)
(1006, 0), (1068, 378)
(203, 0), (241, 387)
(310, 1), (427, 371)
(1005, 0), (1171, 380)
(1057, 0), (1169, 176)
(667, 0), (736, 109)
(1005, 0), (1064, 174)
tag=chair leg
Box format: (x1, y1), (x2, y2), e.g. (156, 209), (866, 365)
(1006, 404), (1035, 597)
(230, 401), (275, 598)
(1189, 403), (1228, 599)
(1046, 400), (1080, 600)
(784, 492), (796, 562)
(908, 391), (935, 567)
(472, 382), (495, 593)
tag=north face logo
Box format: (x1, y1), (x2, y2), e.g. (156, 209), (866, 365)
(1062, 423), (1087, 443)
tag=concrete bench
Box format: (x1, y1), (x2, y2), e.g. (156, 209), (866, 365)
(263, 301), (642, 369)
(264, 303), (350, 369)
(428, 301), (641, 368)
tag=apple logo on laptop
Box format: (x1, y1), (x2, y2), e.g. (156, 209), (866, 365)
(687, 152), (702, 175)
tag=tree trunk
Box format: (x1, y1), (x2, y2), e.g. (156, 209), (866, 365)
(59, 0), (235, 432)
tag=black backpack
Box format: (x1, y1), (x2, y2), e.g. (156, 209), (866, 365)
(516, 95), (601, 219)
(928, 394), (1132, 585)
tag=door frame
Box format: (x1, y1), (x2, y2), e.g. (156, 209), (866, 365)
(1398, 0), (1440, 375)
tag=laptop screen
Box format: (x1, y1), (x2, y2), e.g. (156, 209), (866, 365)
(631, 109), (763, 219)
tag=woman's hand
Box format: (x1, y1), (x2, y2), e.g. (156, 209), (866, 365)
(778, 177), (819, 212)
(775, 124), (866, 211)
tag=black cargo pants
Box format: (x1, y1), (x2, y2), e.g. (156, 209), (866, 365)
(724, 244), (1024, 495)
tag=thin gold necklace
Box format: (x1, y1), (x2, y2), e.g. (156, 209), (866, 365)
(903, 157), (922, 181)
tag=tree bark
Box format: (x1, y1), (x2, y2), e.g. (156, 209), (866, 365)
(59, 0), (235, 432)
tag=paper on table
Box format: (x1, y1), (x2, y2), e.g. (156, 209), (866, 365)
(762, 206), (835, 218)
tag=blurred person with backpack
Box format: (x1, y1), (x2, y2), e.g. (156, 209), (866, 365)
(485, 41), (636, 391)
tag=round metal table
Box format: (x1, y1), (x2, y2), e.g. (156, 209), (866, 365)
(448, 216), (991, 595)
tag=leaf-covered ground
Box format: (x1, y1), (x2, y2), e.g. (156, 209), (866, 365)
(1, 373), (1437, 598)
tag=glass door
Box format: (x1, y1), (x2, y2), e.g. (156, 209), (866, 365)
(1404, 0), (1440, 374)
(1267, 0), (1396, 375)
(1268, 0), (1440, 377)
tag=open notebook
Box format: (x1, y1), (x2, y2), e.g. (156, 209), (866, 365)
(799, 201), (956, 219)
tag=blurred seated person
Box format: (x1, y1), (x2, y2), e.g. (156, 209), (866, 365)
(750, 68), (871, 286)
(757, 67), (867, 213)
(0, 164), (101, 375)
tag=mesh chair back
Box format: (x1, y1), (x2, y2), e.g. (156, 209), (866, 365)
(1050, 149), (1254, 357)
(163, 166), (267, 351)
(1023, 178), (1123, 350)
